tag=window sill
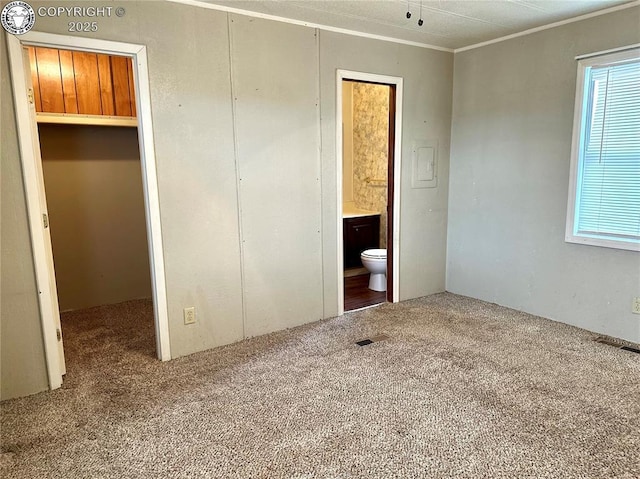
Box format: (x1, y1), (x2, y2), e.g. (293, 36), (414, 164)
(565, 234), (640, 252)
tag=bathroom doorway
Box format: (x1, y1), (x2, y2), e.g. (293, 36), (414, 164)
(336, 71), (403, 314)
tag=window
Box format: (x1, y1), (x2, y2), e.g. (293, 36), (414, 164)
(566, 48), (640, 252)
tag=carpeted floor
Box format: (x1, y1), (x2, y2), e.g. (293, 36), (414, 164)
(1, 293), (639, 478)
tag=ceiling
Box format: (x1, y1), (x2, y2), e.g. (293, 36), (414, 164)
(200, 0), (634, 50)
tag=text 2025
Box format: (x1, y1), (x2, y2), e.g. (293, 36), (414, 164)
(68, 22), (98, 32)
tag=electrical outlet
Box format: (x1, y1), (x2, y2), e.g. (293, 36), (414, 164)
(183, 307), (196, 325)
(633, 297), (640, 315)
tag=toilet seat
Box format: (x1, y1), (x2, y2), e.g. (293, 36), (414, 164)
(361, 249), (386, 259)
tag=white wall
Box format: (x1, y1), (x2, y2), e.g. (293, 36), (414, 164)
(143, 6), (246, 360)
(230, 16), (323, 337)
(448, 7), (640, 343)
(1, 2), (453, 399)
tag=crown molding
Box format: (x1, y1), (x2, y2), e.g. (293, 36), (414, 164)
(455, 1), (640, 53)
(167, 0), (454, 53)
(167, 0), (639, 55)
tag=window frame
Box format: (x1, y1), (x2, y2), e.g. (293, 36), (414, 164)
(565, 48), (640, 252)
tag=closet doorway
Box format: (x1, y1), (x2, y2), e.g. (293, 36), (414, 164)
(7, 32), (170, 391)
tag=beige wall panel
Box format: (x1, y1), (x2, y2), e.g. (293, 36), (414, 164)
(1, 33), (49, 400)
(39, 125), (152, 311)
(448, 7), (640, 343)
(133, 6), (244, 357)
(230, 15), (323, 337)
(319, 32), (454, 315)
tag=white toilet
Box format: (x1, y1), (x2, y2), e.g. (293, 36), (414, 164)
(360, 249), (387, 292)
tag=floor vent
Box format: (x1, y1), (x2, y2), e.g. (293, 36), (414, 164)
(595, 337), (640, 354)
(621, 346), (640, 355)
(356, 334), (389, 346)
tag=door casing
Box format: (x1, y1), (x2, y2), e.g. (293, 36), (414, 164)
(336, 70), (403, 315)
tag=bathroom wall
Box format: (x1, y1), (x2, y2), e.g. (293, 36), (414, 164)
(352, 82), (390, 249)
(342, 81), (354, 203)
(39, 124), (152, 312)
(448, 6), (640, 343)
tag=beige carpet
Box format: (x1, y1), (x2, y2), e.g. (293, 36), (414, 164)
(1, 293), (639, 478)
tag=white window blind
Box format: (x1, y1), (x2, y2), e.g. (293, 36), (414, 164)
(567, 49), (640, 251)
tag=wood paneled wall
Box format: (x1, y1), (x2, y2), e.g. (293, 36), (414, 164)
(28, 47), (136, 117)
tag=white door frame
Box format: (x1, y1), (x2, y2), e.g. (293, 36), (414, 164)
(336, 70), (402, 315)
(7, 31), (171, 390)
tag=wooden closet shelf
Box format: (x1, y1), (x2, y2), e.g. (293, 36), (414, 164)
(36, 113), (137, 128)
